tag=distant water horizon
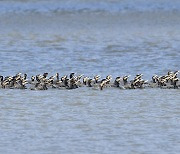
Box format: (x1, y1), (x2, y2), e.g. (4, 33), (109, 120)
(0, 0), (180, 14)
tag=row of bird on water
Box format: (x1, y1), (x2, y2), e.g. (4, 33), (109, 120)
(0, 71), (179, 90)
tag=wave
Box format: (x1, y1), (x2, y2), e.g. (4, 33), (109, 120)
(0, 0), (180, 14)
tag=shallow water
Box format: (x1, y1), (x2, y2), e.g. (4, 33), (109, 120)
(0, 0), (180, 154)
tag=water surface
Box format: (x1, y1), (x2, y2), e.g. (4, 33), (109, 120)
(0, 0), (180, 153)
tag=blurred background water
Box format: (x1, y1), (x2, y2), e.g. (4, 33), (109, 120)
(0, 0), (180, 154)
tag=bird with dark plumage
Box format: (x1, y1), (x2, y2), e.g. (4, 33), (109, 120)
(0, 71), (179, 90)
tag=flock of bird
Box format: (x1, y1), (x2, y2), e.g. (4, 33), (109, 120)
(0, 71), (179, 90)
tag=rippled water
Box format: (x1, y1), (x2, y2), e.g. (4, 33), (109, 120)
(0, 0), (180, 153)
(0, 89), (180, 154)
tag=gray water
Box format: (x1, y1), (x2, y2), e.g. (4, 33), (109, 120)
(0, 0), (180, 153)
